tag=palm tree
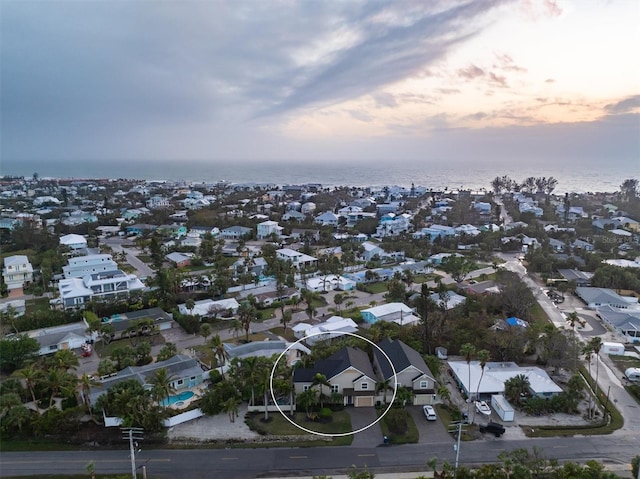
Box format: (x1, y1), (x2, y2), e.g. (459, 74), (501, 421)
(311, 373), (331, 409)
(237, 301), (257, 342)
(589, 336), (603, 418)
(472, 349), (491, 422)
(437, 385), (451, 406)
(582, 344), (594, 416)
(241, 356), (261, 407)
(222, 396), (240, 423)
(199, 323), (212, 342)
(297, 388), (318, 418)
(504, 374), (530, 405)
(227, 319), (242, 340)
(53, 349), (79, 371)
(208, 335), (229, 379)
(13, 362), (42, 406)
(566, 312), (586, 370)
(280, 309), (293, 333)
(376, 378), (392, 404)
(149, 367), (176, 404)
(79, 373), (101, 418)
(460, 343), (476, 416)
(333, 293), (345, 313)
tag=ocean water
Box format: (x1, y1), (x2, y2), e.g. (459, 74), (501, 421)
(1, 158), (635, 194)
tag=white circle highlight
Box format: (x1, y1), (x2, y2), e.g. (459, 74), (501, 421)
(269, 330), (398, 437)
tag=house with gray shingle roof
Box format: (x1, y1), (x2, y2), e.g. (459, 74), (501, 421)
(373, 338), (437, 405)
(596, 305), (640, 343)
(293, 347), (377, 407)
(89, 354), (205, 405)
(576, 287), (640, 310)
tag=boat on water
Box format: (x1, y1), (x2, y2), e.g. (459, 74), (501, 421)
(475, 400), (491, 416)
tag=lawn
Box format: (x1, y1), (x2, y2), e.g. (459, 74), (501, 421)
(94, 334), (165, 357)
(366, 281), (388, 294)
(25, 297), (51, 314)
(378, 407), (419, 444)
(269, 326), (297, 342)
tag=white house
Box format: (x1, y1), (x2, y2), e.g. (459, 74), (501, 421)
(276, 248), (317, 270)
(27, 321), (96, 356)
(294, 316), (358, 345)
(56, 270), (145, 310)
(59, 234), (88, 250)
(257, 220), (283, 239)
(576, 287), (639, 310)
(448, 360), (562, 400)
(178, 298), (240, 318)
(63, 254), (119, 279)
(2, 255), (34, 293)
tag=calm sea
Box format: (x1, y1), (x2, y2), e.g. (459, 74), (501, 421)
(1, 158), (635, 194)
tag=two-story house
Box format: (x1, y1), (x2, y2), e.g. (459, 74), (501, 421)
(276, 248), (317, 270)
(294, 347), (377, 407)
(257, 220), (283, 239)
(373, 338), (437, 405)
(2, 255), (34, 294)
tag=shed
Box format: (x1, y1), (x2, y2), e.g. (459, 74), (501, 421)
(491, 394), (514, 422)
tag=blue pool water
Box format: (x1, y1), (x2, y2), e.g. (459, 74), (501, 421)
(161, 390), (195, 406)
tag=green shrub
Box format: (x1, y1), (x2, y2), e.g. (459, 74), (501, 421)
(318, 407), (333, 420)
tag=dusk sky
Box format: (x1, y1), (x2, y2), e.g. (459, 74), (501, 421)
(1, 0), (639, 166)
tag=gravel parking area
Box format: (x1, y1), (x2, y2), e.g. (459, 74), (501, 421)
(167, 404), (259, 443)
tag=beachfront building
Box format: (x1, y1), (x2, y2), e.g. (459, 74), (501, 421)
(55, 270), (145, 310)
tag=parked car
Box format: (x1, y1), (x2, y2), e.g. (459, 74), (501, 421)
(422, 405), (437, 421)
(479, 421), (505, 437)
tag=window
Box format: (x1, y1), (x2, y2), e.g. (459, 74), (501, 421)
(303, 385), (310, 391)
(419, 380), (428, 389)
(190, 376), (196, 381)
(361, 382), (368, 390)
(177, 379), (184, 386)
(331, 385), (339, 393)
(49, 345), (58, 351)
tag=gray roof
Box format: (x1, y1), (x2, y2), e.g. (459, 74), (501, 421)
(89, 354), (202, 404)
(576, 287), (635, 307)
(294, 347), (374, 382)
(374, 338), (434, 381)
(597, 305), (640, 332)
(558, 269), (593, 284)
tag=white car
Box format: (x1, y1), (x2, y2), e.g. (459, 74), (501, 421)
(423, 405), (437, 421)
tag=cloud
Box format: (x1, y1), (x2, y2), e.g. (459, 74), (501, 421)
(605, 95), (640, 114)
(493, 53), (527, 73)
(489, 72), (508, 87)
(458, 64), (486, 79)
(373, 93), (398, 108)
(347, 110), (374, 122)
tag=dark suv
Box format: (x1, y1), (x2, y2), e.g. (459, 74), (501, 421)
(479, 421), (505, 437)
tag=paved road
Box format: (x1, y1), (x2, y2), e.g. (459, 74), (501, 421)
(1, 433), (636, 479)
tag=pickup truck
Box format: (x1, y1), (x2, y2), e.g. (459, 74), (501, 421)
(479, 421), (505, 437)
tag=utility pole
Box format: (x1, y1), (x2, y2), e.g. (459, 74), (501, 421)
(448, 420), (467, 474)
(121, 427), (144, 479)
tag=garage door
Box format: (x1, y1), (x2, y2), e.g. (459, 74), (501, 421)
(355, 396), (374, 407)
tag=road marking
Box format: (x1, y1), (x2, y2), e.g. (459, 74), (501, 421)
(553, 445), (568, 449)
(1, 459), (171, 464)
(289, 455), (307, 459)
(358, 454), (376, 457)
(221, 457), (238, 460)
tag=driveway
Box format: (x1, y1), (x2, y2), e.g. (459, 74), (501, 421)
(406, 405), (452, 444)
(347, 407), (384, 447)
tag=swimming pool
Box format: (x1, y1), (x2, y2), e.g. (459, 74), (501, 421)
(161, 390), (195, 407)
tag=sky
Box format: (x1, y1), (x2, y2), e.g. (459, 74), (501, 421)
(1, 0), (639, 167)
